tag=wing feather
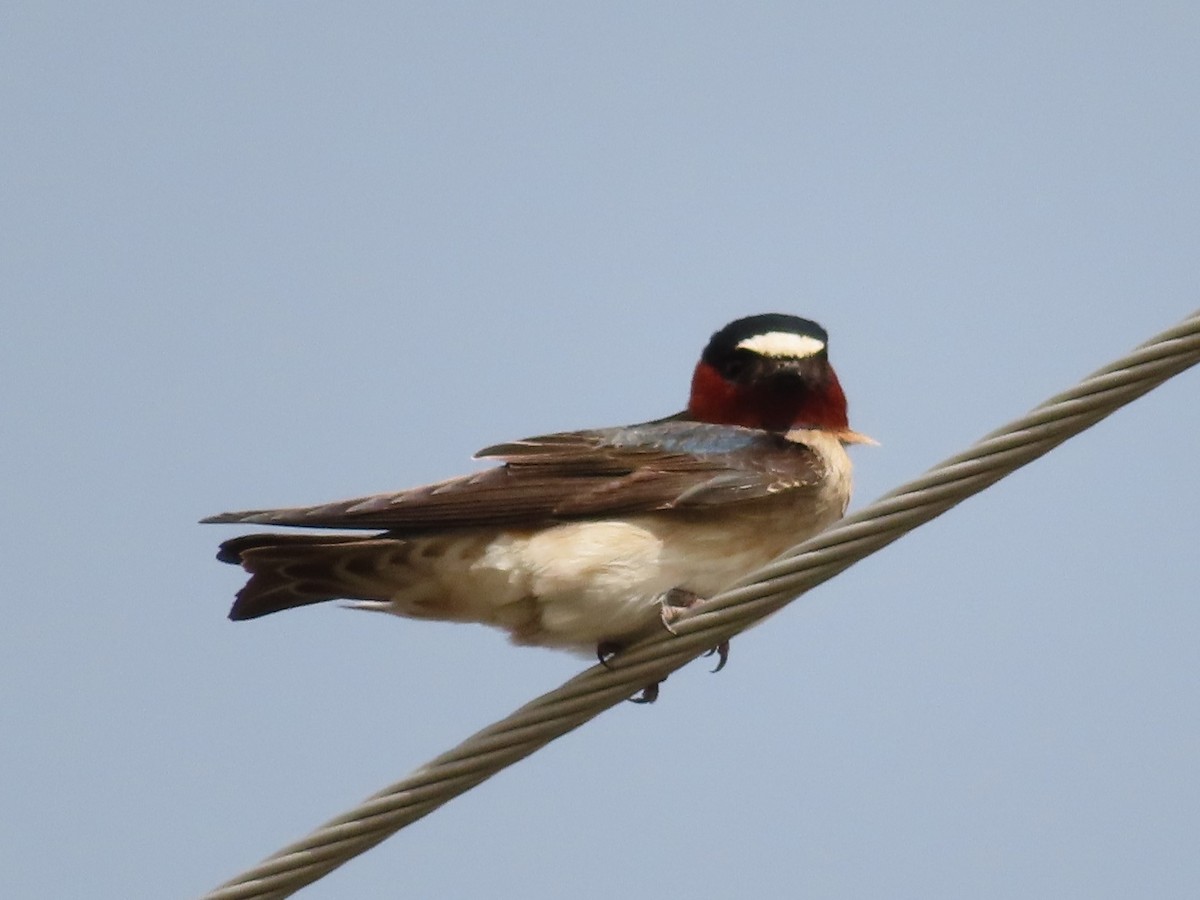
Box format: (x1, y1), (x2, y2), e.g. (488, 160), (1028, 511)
(201, 421), (826, 533)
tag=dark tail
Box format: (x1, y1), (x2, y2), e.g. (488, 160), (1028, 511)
(216, 533), (404, 621)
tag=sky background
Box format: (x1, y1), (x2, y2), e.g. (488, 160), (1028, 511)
(3, 4), (1199, 898)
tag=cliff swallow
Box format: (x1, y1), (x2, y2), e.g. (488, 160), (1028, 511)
(204, 314), (872, 701)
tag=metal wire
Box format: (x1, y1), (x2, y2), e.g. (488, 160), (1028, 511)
(203, 309), (1200, 899)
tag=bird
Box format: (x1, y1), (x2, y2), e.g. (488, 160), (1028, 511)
(204, 313), (873, 701)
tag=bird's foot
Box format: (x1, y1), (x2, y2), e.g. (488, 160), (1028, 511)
(657, 587), (701, 634)
(597, 587), (728, 704)
(658, 588), (731, 673)
(597, 640), (666, 703)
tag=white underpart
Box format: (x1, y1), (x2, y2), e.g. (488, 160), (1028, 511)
(348, 430), (854, 654)
(735, 331), (825, 359)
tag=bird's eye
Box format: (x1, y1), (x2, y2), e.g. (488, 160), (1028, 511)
(720, 350), (756, 380)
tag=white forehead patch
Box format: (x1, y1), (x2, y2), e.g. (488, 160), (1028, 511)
(735, 331), (825, 359)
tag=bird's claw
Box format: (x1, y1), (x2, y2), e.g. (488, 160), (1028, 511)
(703, 640), (730, 673)
(596, 641), (666, 703)
(629, 680), (661, 704)
(596, 640), (621, 670)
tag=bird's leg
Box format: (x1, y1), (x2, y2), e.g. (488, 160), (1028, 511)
(658, 587), (730, 674)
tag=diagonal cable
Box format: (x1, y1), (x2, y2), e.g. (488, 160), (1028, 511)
(203, 309), (1200, 899)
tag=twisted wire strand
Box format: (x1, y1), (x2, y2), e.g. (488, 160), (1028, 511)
(204, 309), (1200, 899)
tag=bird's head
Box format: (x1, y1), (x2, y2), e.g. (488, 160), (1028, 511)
(687, 313), (863, 438)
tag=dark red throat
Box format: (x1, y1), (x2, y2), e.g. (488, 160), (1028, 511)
(686, 360), (851, 433)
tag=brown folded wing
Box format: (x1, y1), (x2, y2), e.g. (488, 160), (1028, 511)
(201, 422), (826, 535)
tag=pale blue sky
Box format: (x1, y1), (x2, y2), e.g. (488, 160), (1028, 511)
(3, 4), (1198, 898)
